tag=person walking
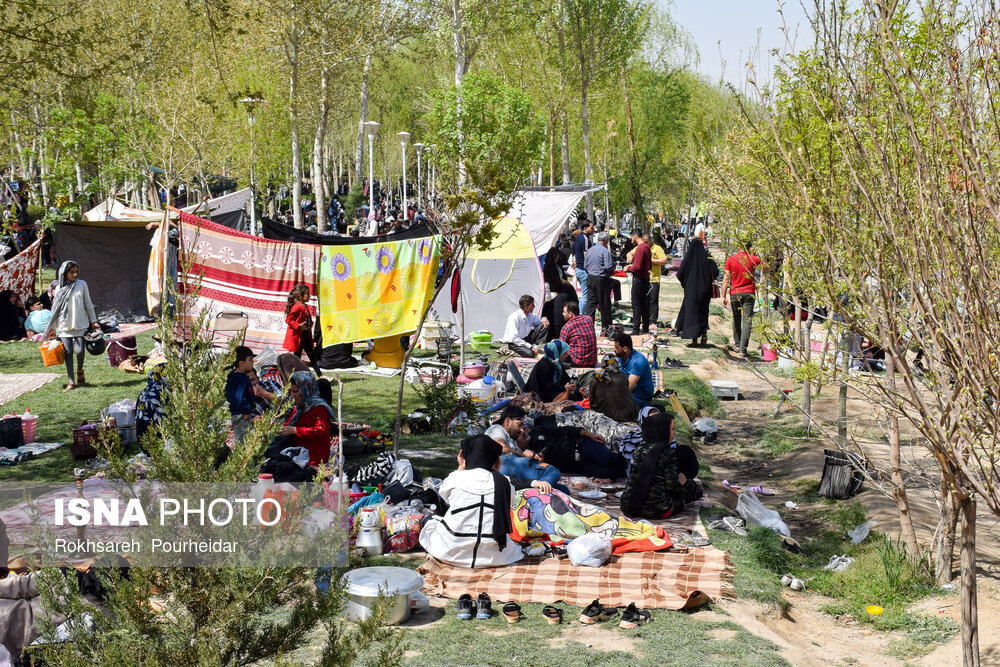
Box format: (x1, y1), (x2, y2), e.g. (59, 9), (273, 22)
(624, 231), (651, 334)
(573, 220), (594, 307)
(721, 238), (765, 357)
(673, 239), (718, 347)
(43, 261), (99, 392)
(584, 232), (614, 332)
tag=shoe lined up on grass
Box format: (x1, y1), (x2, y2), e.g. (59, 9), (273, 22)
(579, 599), (618, 624)
(476, 593), (492, 620)
(618, 603), (651, 628)
(457, 594), (473, 620)
(542, 605), (563, 624)
(502, 602), (522, 624)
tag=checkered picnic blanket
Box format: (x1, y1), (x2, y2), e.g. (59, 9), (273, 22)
(417, 545), (730, 610)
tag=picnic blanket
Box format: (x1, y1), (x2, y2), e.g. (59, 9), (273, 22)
(0, 239), (40, 301)
(323, 365), (401, 378)
(0, 443), (62, 463)
(0, 372), (60, 406)
(176, 211), (319, 353)
(417, 546), (730, 610)
(0, 478), (121, 544)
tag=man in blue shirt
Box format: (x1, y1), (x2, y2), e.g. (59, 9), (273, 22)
(573, 220), (594, 307)
(614, 333), (654, 408)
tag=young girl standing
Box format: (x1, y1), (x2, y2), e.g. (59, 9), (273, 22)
(44, 261), (99, 391)
(283, 284), (321, 375)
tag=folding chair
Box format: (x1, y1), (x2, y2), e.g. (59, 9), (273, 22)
(210, 311), (249, 350)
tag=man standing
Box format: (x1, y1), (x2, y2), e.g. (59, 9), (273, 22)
(721, 239), (765, 358)
(613, 333), (654, 408)
(574, 220), (594, 307)
(500, 294), (549, 357)
(624, 230), (651, 334)
(643, 230), (668, 329)
(584, 232), (614, 331)
(560, 301), (597, 367)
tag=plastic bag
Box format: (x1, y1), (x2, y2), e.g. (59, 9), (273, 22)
(847, 521), (877, 544)
(103, 399), (136, 427)
(567, 533), (613, 568)
(384, 507), (426, 553)
(736, 490), (790, 537)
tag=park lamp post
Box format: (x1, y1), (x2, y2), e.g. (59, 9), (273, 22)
(413, 142), (424, 211)
(397, 132), (410, 222)
(363, 121), (381, 221)
(239, 97), (266, 235)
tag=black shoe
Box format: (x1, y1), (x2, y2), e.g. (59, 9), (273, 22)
(457, 593), (473, 620)
(619, 602), (651, 628)
(476, 592), (492, 619)
(579, 598), (619, 624)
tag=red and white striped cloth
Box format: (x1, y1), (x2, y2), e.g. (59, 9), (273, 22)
(176, 211), (318, 352)
(0, 239), (40, 300)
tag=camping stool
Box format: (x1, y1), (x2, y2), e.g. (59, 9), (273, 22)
(772, 389), (794, 419)
(210, 311), (249, 349)
(709, 379), (740, 401)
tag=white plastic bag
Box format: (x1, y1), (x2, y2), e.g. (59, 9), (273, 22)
(567, 533), (613, 568)
(735, 490), (790, 537)
(103, 399), (136, 427)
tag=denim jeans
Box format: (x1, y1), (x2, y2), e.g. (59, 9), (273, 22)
(500, 453), (561, 485)
(575, 268), (589, 308)
(730, 292), (756, 354)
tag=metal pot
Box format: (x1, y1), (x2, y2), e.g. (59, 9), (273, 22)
(344, 566), (424, 625)
(462, 361), (486, 379)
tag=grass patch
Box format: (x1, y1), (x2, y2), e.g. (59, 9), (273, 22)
(709, 303), (725, 318)
(661, 369), (722, 418)
(751, 418), (811, 458)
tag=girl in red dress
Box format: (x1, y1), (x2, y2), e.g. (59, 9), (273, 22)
(283, 284), (321, 375)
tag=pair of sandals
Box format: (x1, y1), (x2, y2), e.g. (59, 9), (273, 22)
(500, 603), (561, 625)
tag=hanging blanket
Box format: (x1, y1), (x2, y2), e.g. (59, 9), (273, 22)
(0, 240), (40, 300)
(511, 488), (671, 553)
(317, 237), (440, 344)
(417, 547), (731, 610)
(176, 212), (319, 352)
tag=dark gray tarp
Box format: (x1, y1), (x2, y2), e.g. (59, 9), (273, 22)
(261, 217), (434, 244)
(53, 220), (155, 322)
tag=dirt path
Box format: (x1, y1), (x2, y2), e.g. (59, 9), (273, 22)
(653, 263), (1000, 665)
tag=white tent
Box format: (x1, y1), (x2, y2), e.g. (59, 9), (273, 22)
(508, 189), (589, 254)
(429, 215), (544, 338)
(82, 198), (162, 223)
(182, 187), (252, 218)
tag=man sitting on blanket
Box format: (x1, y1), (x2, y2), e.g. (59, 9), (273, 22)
(614, 332), (655, 408)
(485, 406), (567, 492)
(500, 294), (549, 358)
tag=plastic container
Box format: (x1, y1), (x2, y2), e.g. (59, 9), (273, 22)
(343, 566), (424, 625)
(760, 344), (778, 362)
(469, 331), (493, 351)
(323, 475), (350, 511)
(777, 352), (797, 369)
(39, 340), (64, 367)
(117, 425), (137, 445)
(20, 411), (37, 443)
(462, 361), (486, 379)
(735, 490), (790, 536)
(457, 378), (498, 404)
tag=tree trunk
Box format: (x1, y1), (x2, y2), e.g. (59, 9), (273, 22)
(288, 25), (304, 230)
(548, 116), (555, 186)
(622, 66), (642, 221)
(801, 306), (813, 433)
(935, 480), (959, 585)
(960, 496), (979, 667)
(560, 111), (571, 184)
(886, 352), (921, 562)
(353, 52), (372, 186)
(314, 67), (330, 233)
(452, 0), (467, 185)
(580, 74), (594, 221)
(838, 328), (849, 447)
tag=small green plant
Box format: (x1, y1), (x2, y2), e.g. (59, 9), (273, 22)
(828, 501), (867, 534)
(709, 303), (724, 318)
(411, 377), (474, 433)
(876, 534), (907, 593)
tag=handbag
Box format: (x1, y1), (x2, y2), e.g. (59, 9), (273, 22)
(0, 417), (24, 449)
(712, 283), (721, 299)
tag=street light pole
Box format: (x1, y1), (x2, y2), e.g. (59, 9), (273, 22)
(397, 131), (410, 222)
(413, 143), (424, 210)
(363, 121), (381, 228)
(239, 97), (266, 235)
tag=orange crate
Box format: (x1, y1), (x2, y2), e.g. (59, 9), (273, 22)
(39, 341), (64, 367)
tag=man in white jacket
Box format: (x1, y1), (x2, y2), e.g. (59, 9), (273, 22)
(499, 294), (549, 358)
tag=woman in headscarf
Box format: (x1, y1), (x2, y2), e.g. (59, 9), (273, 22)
(673, 239), (719, 347)
(618, 405), (660, 477)
(278, 370), (334, 465)
(277, 353), (311, 385)
(0, 290), (25, 341)
(619, 412), (703, 519)
(588, 354), (638, 422)
(419, 435), (524, 568)
(524, 340), (581, 403)
(43, 261), (99, 391)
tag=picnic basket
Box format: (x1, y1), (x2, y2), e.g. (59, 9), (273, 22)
(39, 340), (64, 367)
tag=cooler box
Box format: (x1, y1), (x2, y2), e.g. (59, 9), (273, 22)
(107, 335), (138, 367)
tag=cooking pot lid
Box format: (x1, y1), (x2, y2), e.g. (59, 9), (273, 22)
(345, 566), (424, 597)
